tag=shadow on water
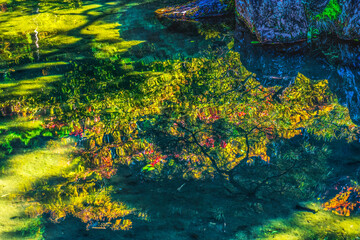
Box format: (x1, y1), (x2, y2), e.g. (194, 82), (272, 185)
(36, 138), (360, 240)
(24, 160), (311, 240)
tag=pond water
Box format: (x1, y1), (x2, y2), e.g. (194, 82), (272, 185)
(1, 0), (360, 239)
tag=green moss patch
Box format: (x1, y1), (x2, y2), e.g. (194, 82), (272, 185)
(315, 0), (341, 21)
(0, 139), (74, 239)
(0, 1), (144, 63)
(0, 75), (63, 98)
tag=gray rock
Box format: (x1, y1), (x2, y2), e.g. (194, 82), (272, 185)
(156, 0), (360, 42)
(305, 0), (330, 15)
(337, 0), (360, 40)
(236, 0), (308, 43)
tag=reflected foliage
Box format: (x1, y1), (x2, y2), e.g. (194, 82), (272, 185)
(1, 4), (360, 230)
(322, 179), (360, 216)
(2, 50), (360, 230)
(26, 170), (135, 230)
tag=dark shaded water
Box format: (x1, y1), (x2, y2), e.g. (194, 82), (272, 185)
(1, 0), (360, 240)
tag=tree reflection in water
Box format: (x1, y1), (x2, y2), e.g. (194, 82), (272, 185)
(1, 2), (360, 238)
(2, 48), (359, 234)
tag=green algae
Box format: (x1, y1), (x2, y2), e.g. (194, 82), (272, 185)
(13, 61), (69, 71)
(0, 139), (73, 193)
(0, 118), (42, 131)
(0, 138), (74, 240)
(307, 0), (341, 40)
(0, 117), (44, 158)
(81, 19), (144, 59)
(0, 200), (44, 240)
(0, 75), (63, 98)
(0, 0), (144, 63)
(0, 117), (71, 239)
(315, 0), (341, 21)
(249, 202), (360, 240)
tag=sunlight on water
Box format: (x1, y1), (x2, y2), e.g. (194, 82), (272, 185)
(0, 0), (145, 65)
(0, 75), (63, 97)
(0, 136), (73, 239)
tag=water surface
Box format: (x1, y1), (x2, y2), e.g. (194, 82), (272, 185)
(1, 0), (360, 239)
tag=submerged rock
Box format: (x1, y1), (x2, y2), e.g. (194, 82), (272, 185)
(156, 0), (360, 43)
(155, 0), (232, 20)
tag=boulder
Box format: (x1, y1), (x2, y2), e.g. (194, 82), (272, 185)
(337, 0), (360, 40)
(332, 43), (360, 125)
(155, 0), (360, 42)
(235, 0), (308, 43)
(305, 0), (330, 15)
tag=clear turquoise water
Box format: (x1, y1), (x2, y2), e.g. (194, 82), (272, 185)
(1, 0), (360, 239)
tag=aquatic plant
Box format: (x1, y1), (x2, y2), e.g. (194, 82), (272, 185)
(16, 216), (44, 239)
(0, 118), (43, 158)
